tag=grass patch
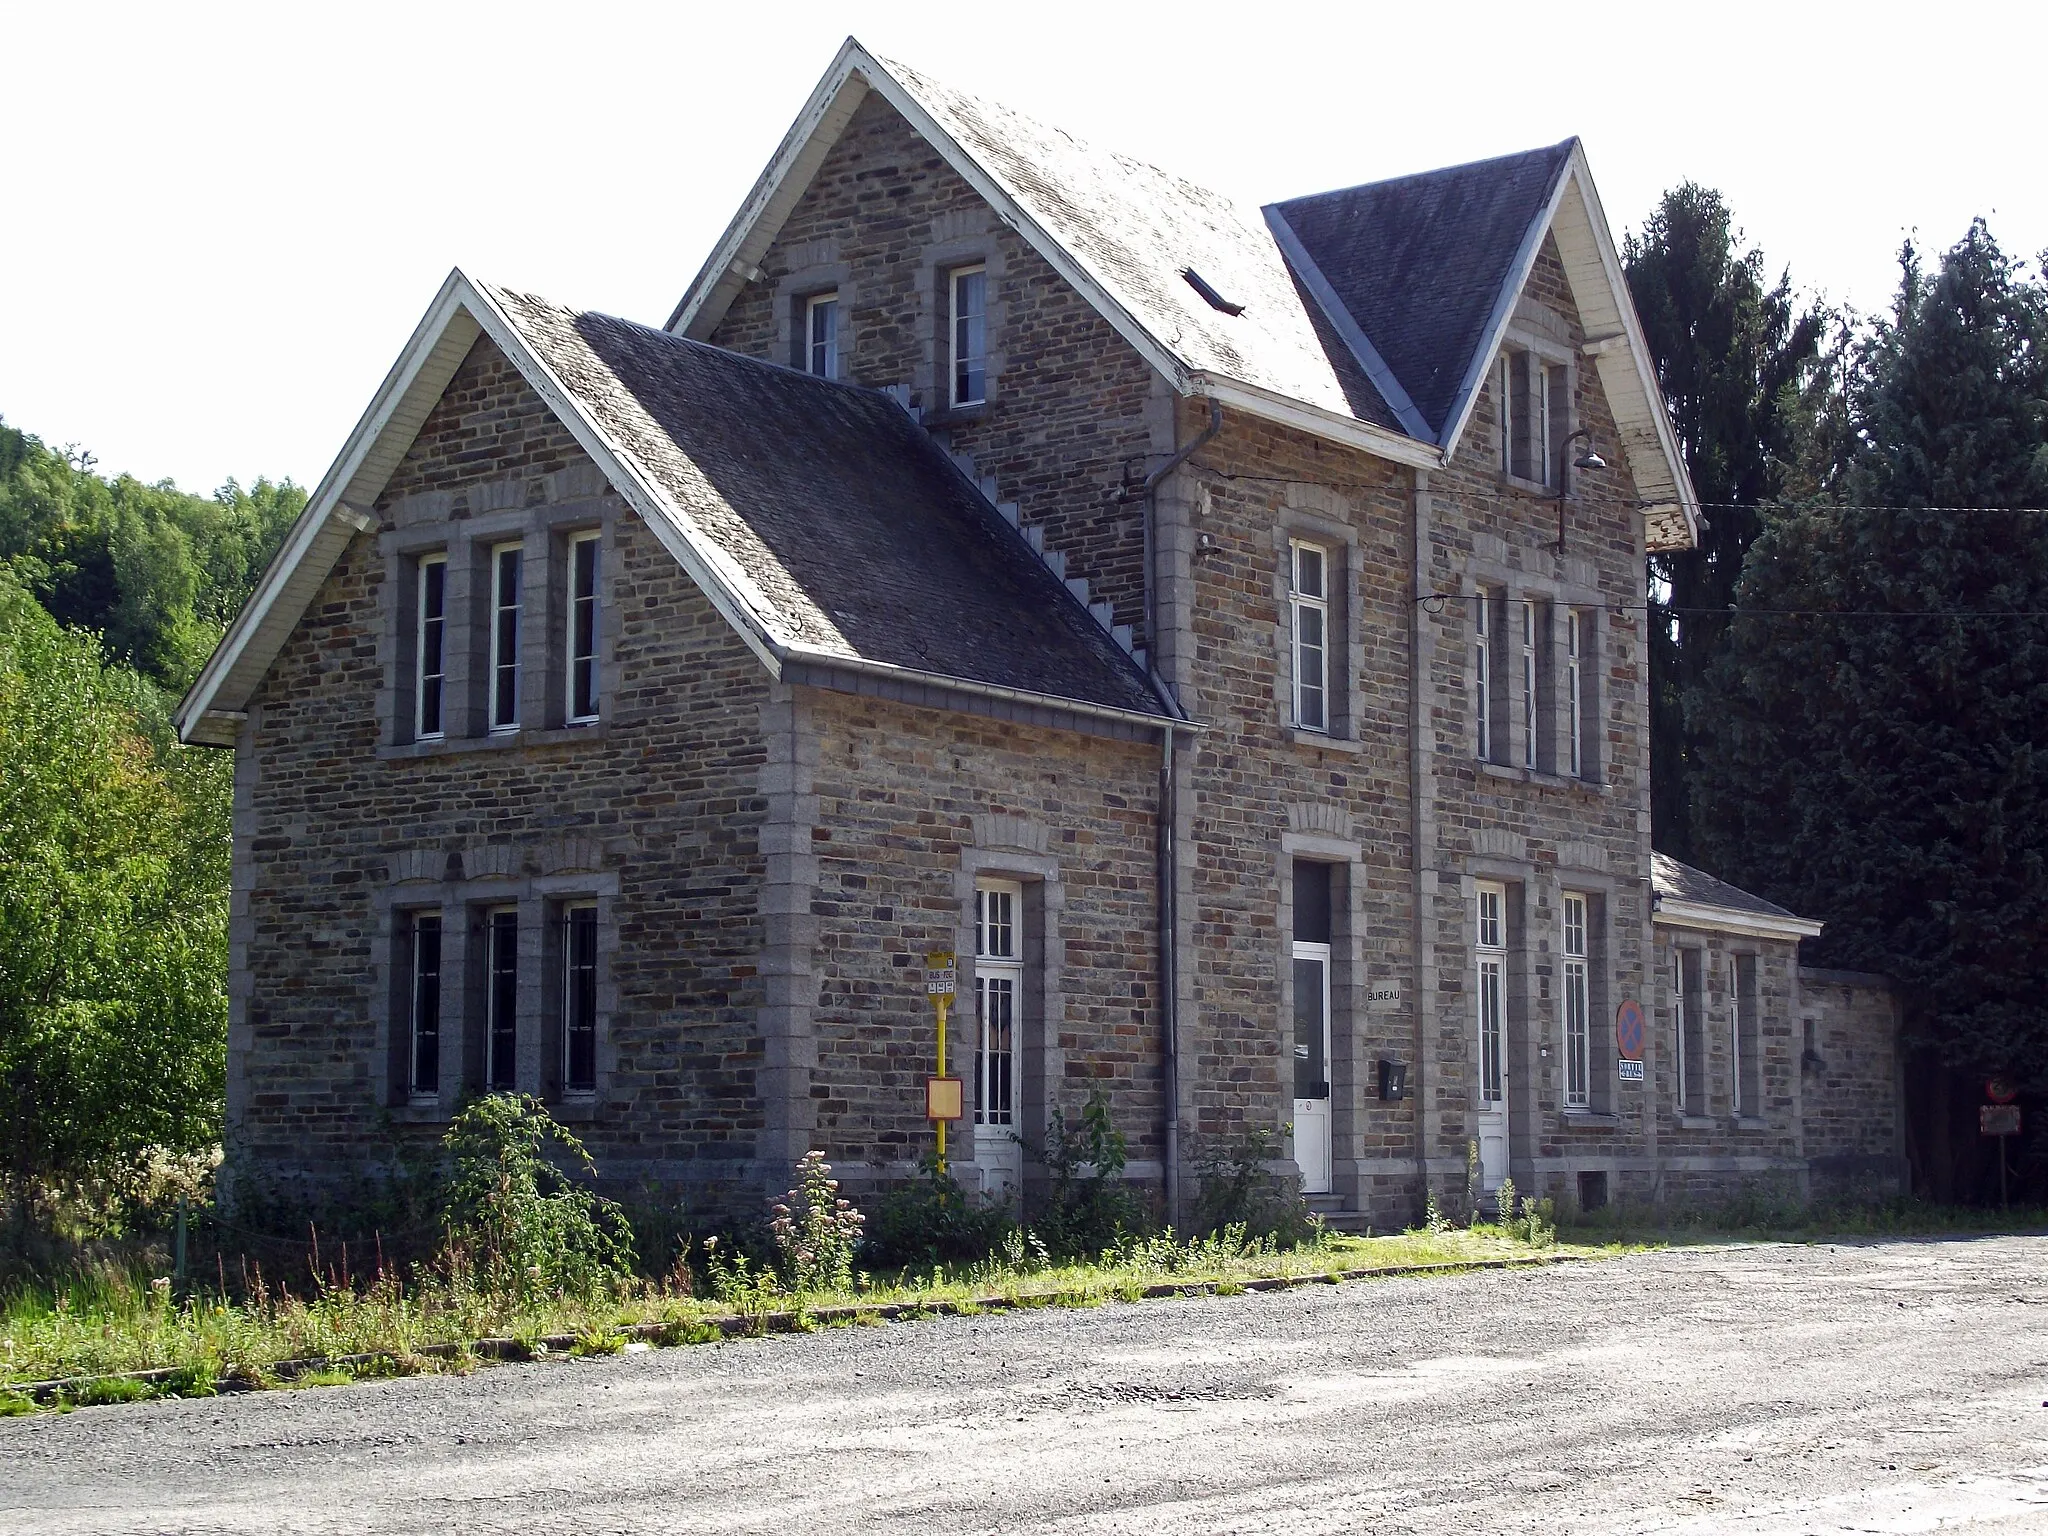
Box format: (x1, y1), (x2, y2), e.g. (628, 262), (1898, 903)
(2, 1226), (1590, 1411)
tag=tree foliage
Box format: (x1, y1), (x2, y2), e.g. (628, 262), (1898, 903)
(1623, 184), (1831, 857)
(0, 420), (303, 691)
(0, 573), (231, 1217)
(1691, 221), (2048, 1086)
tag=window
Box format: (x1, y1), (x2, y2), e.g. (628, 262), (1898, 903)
(974, 881), (1021, 1132)
(1562, 894), (1590, 1108)
(488, 541), (523, 732)
(1732, 953), (1760, 1117)
(1475, 883), (1506, 1107)
(566, 532), (600, 725)
(486, 907), (518, 1092)
(405, 911), (442, 1097)
(1473, 591), (1493, 760)
(1520, 600), (1539, 769)
(1566, 610), (1584, 778)
(1675, 946), (1705, 1115)
(562, 903), (598, 1094)
(416, 555), (447, 741)
(805, 292), (840, 379)
(1499, 350), (1571, 489)
(949, 265), (987, 407)
(1290, 540), (1329, 732)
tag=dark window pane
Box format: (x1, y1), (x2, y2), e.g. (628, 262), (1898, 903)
(1292, 860), (1332, 944)
(1293, 955), (1328, 1099)
(565, 906), (598, 1092)
(410, 913), (442, 1095)
(488, 909), (518, 1091)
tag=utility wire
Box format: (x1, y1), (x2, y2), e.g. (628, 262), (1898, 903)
(1416, 594), (2048, 619)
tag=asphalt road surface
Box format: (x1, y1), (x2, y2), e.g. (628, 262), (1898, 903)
(8, 1237), (2048, 1534)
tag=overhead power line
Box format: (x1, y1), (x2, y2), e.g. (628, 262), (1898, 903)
(1416, 593), (2048, 620)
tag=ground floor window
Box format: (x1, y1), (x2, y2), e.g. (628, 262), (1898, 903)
(486, 906), (518, 1091)
(1675, 946), (1705, 1114)
(1475, 882), (1506, 1106)
(405, 911), (442, 1097)
(562, 903), (598, 1094)
(974, 879), (1021, 1131)
(1562, 892), (1590, 1108)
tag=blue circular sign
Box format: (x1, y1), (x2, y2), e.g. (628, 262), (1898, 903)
(1615, 999), (1645, 1061)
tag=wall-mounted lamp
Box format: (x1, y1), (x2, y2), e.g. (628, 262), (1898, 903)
(1557, 428), (1606, 554)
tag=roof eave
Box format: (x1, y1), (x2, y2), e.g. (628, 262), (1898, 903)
(1187, 372), (1439, 470)
(1653, 897), (1824, 942)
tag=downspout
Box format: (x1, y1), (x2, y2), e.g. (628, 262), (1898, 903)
(1142, 395), (1220, 1231)
(1410, 467), (1434, 1214)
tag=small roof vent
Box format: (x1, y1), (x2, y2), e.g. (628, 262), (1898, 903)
(1181, 267), (1244, 316)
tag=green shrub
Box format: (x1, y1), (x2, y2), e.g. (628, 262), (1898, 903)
(439, 1095), (635, 1302)
(862, 1157), (1013, 1271)
(1190, 1128), (1321, 1248)
(70, 1374), (153, 1406)
(1036, 1088), (1149, 1260)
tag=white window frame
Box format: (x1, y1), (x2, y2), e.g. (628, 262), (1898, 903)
(949, 264), (988, 408)
(406, 909), (442, 1099)
(1521, 599), (1538, 770)
(485, 905), (519, 1093)
(1498, 355), (1514, 477)
(415, 553), (447, 742)
(488, 540), (523, 734)
(974, 879), (1022, 1130)
(1473, 591), (1492, 761)
(1475, 882), (1506, 1106)
(561, 901), (599, 1095)
(805, 291), (840, 379)
(1289, 539), (1329, 733)
(1566, 609), (1584, 778)
(566, 531), (601, 726)
(1562, 893), (1590, 1109)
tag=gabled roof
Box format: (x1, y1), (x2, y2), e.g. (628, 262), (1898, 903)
(175, 272), (1172, 746)
(1269, 142), (1577, 440)
(667, 39), (1699, 551)
(1652, 853), (1824, 941)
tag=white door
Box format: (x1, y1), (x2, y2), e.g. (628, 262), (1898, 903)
(1474, 882), (1509, 1195)
(974, 880), (1024, 1198)
(1290, 943), (1333, 1195)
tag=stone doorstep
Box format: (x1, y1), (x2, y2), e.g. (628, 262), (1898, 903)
(5, 1253), (1587, 1404)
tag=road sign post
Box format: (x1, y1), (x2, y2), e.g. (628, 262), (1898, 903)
(1982, 1102), (2022, 1210)
(926, 951), (959, 1172)
(1615, 999), (1645, 1083)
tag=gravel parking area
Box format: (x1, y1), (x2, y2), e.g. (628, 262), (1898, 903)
(6, 1236), (2048, 1534)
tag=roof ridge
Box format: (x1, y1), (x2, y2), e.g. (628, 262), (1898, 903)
(1270, 137), (1579, 211)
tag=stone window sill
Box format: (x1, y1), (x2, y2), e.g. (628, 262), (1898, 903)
(379, 722), (609, 760)
(1290, 727), (1365, 754)
(1676, 1114), (1716, 1130)
(924, 403), (990, 429)
(551, 1093), (601, 1123)
(1475, 760), (1608, 795)
(1561, 1109), (1621, 1126)
(390, 1100), (450, 1125)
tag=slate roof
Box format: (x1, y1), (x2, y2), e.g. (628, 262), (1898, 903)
(1651, 853), (1801, 922)
(487, 285), (1169, 719)
(859, 57), (1405, 431)
(1269, 142), (1576, 439)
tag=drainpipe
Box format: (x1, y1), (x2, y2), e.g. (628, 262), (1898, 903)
(1140, 395), (1219, 1231)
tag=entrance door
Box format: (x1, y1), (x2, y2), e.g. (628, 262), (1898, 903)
(973, 879), (1024, 1198)
(1290, 944), (1333, 1194)
(1474, 881), (1509, 1195)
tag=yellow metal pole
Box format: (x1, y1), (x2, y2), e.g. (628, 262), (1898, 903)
(935, 993), (950, 1171)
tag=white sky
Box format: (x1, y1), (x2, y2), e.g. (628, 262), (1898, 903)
(4, 0), (2042, 495)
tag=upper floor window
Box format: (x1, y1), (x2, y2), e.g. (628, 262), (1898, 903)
(1498, 348), (1571, 489)
(1566, 609), (1584, 777)
(805, 292), (840, 379)
(1289, 540), (1329, 733)
(949, 265), (987, 407)
(1562, 892), (1590, 1109)
(1520, 599), (1539, 769)
(489, 541), (523, 732)
(416, 554), (447, 741)
(1473, 589), (1495, 761)
(566, 532), (600, 725)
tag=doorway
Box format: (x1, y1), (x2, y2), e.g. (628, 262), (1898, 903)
(1474, 880), (1509, 1195)
(1290, 860), (1334, 1195)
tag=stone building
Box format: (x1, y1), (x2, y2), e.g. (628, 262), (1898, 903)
(176, 39), (1903, 1224)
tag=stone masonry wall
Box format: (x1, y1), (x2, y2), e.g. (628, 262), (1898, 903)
(708, 92), (1165, 641)
(802, 689), (1163, 1208)
(231, 336), (775, 1206)
(1799, 967), (1905, 1196)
